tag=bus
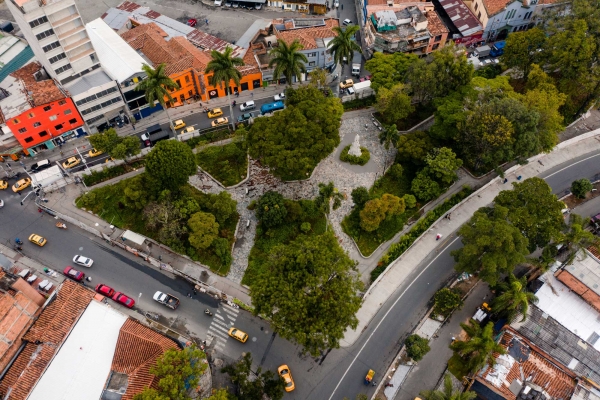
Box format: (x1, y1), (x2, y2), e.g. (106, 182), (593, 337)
(260, 101), (285, 115)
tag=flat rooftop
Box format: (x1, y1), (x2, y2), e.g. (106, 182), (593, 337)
(63, 69), (113, 96)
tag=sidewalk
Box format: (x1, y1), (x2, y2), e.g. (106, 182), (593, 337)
(340, 128), (600, 347)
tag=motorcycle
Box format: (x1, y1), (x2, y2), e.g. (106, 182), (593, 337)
(15, 238), (23, 246)
(204, 309), (213, 317)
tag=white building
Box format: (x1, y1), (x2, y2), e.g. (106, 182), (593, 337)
(469, 0), (538, 41)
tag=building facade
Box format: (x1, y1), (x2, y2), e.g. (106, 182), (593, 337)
(469, 0), (538, 41)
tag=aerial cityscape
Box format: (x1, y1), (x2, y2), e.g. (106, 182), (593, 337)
(0, 0), (598, 398)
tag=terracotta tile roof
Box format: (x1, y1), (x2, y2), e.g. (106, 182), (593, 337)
(476, 329), (577, 400)
(482, 0), (515, 16)
(0, 281), (93, 400)
(274, 18), (339, 50)
(116, 0), (142, 12)
(10, 62), (65, 107)
(111, 319), (179, 400)
(426, 10), (449, 35)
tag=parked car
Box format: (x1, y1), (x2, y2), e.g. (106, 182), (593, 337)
(274, 92), (285, 101)
(12, 178), (31, 193)
(173, 119), (186, 130)
(30, 159), (52, 173)
(278, 365), (296, 392)
(0, 180), (7, 190)
(62, 157), (81, 169)
(112, 292), (135, 308)
(228, 327), (248, 343)
(153, 291), (180, 309)
(255, 4), (262, 9)
(180, 126), (195, 134)
(28, 234), (47, 246)
(207, 108), (223, 118)
(212, 117), (228, 127)
(88, 148), (103, 157)
(73, 255), (93, 268)
(237, 112), (255, 123)
(215, 0), (222, 5)
(187, 18), (197, 27)
(339, 79), (354, 89)
(343, 19), (352, 25)
(63, 266), (85, 282)
(95, 283), (115, 297)
(334, 0), (339, 6)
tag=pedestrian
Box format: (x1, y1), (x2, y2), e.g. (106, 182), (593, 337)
(205, 19), (209, 25)
(132, 123), (136, 131)
(372, 380), (376, 387)
(436, 233), (442, 241)
(503, 178), (508, 184)
(251, 92), (254, 98)
(447, 213), (451, 220)
(517, 175), (522, 180)
(341, 3), (343, 8)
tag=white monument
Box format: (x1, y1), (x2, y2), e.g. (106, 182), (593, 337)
(348, 134), (362, 157)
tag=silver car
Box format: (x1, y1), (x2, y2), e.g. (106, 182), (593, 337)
(73, 255), (94, 268)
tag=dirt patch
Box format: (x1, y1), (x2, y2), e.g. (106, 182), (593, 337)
(453, 276), (479, 297)
(562, 181), (600, 209)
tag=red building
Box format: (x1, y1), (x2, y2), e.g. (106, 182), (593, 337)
(0, 62), (84, 156)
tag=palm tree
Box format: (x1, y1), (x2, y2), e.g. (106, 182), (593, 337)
(420, 374), (477, 400)
(491, 274), (538, 322)
(205, 46), (244, 131)
(269, 39), (308, 86)
(559, 213), (600, 263)
(450, 320), (506, 375)
(135, 63), (180, 132)
(327, 25), (362, 74)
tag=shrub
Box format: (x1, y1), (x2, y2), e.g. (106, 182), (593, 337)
(389, 164), (404, 179)
(82, 160), (145, 186)
(433, 288), (463, 318)
(300, 222), (311, 233)
(256, 191), (287, 228)
(351, 187), (370, 208)
(571, 178), (593, 199)
(340, 145), (370, 166)
(342, 96), (376, 111)
(403, 194), (417, 209)
(405, 334), (430, 361)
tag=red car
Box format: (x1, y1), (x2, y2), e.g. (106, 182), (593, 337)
(112, 292), (135, 308)
(187, 19), (197, 27)
(95, 284), (115, 298)
(63, 266), (85, 282)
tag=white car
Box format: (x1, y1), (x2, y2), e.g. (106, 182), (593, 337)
(334, 0), (339, 7)
(73, 255), (94, 268)
(215, 0), (222, 5)
(343, 19), (352, 26)
(0, 199), (3, 208)
(274, 92), (285, 101)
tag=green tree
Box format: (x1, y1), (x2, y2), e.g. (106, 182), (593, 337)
(571, 178), (593, 199)
(403, 194), (417, 209)
(88, 129), (141, 160)
(494, 177), (565, 251)
(425, 147), (463, 185)
(359, 194), (405, 231)
(207, 191), (237, 224)
(315, 182), (344, 230)
(433, 288), (463, 318)
(188, 211), (219, 250)
(420, 374), (477, 400)
(365, 51), (418, 92)
(250, 231), (363, 356)
(256, 191), (287, 228)
(492, 274), (538, 322)
(248, 86), (343, 180)
(501, 28), (546, 79)
(395, 131), (434, 166)
(145, 140), (197, 191)
(212, 237), (232, 267)
(122, 174), (149, 210)
(135, 63), (180, 132)
(351, 186), (370, 208)
(111, 136), (141, 160)
(411, 171), (441, 202)
(380, 124), (399, 168)
(555, 213), (600, 264)
(269, 39), (308, 86)
(450, 320), (506, 375)
(405, 334), (430, 361)
(308, 67), (327, 89)
(452, 206), (529, 286)
(205, 46), (244, 130)
(206, 389), (235, 400)
(221, 353), (285, 400)
(327, 25), (362, 69)
(133, 345), (207, 400)
(376, 84), (413, 125)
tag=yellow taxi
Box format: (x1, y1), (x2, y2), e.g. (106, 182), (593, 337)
(180, 126), (195, 134)
(211, 117), (228, 127)
(228, 327), (248, 343)
(278, 365), (295, 392)
(12, 178), (31, 193)
(207, 108), (223, 118)
(174, 119), (186, 130)
(339, 79), (354, 89)
(88, 148), (103, 157)
(0, 180), (7, 190)
(62, 157), (81, 169)
(105, 157), (115, 163)
(28, 234), (47, 247)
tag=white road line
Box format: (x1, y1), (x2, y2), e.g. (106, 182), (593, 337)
(542, 153), (600, 179)
(214, 343), (225, 351)
(210, 321), (230, 332)
(208, 327), (229, 339)
(212, 318), (231, 330)
(222, 309), (239, 319)
(214, 313), (225, 321)
(327, 236), (461, 400)
(223, 304), (240, 314)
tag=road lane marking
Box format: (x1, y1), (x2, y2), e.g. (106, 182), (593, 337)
(223, 304), (240, 314)
(222, 309), (239, 319)
(214, 313), (225, 321)
(327, 236), (461, 400)
(542, 153), (600, 179)
(212, 318), (231, 330)
(210, 320), (231, 332)
(208, 327), (229, 339)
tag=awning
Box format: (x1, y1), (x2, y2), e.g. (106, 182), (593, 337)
(122, 230), (147, 245)
(234, 0), (267, 4)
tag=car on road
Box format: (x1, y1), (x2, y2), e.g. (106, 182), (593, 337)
(334, 0), (339, 6)
(228, 327), (248, 343)
(239, 100), (255, 111)
(30, 159), (51, 173)
(187, 18), (197, 27)
(255, 3), (262, 9)
(95, 283), (115, 297)
(215, 0), (222, 5)
(28, 234), (47, 246)
(0, 199), (4, 208)
(63, 266), (85, 282)
(112, 292), (135, 308)
(274, 92), (285, 101)
(207, 108), (223, 118)
(12, 178), (31, 193)
(73, 255), (94, 268)
(237, 112), (255, 123)
(88, 148), (103, 157)
(0, 180), (7, 190)
(343, 19), (353, 25)
(339, 79), (354, 89)
(174, 119), (186, 130)
(62, 157), (81, 169)
(212, 117), (228, 127)
(278, 365), (295, 392)
(180, 126), (195, 134)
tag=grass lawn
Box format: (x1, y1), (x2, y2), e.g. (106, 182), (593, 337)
(76, 175), (238, 275)
(242, 199), (327, 286)
(196, 142), (247, 187)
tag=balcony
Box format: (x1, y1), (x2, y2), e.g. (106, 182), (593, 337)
(69, 47), (94, 62)
(51, 12), (79, 28)
(63, 36), (89, 52)
(57, 24), (85, 40)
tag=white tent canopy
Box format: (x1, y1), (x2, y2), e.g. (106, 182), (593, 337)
(121, 230), (147, 245)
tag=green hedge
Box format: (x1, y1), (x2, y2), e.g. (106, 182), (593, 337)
(370, 186), (473, 283)
(82, 160), (146, 186)
(185, 127), (232, 149)
(340, 144), (370, 165)
(343, 96), (376, 111)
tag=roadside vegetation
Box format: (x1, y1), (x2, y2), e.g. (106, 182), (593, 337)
(82, 159), (145, 186)
(196, 141), (247, 187)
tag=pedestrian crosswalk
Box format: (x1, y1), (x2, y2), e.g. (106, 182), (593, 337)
(206, 303), (240, 351)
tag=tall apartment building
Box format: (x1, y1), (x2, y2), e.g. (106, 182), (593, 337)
(6, 0), (127, 133)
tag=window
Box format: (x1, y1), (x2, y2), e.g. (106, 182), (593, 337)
(54, 64), (72, 75)
(176, 79), (181, 87)
(474, 2), (478, 10)
(38, 131), (48, 137)
(432, 43), (440, 50)
(58, 100), (66, 105)
(24, 137), (34, 143)
(27, 112), (35, 118)
(33, 122), (41, 127)
(29, 16), (48, 28)
(43, 105), (52, 111)
(434, 35), (442, 42)
(524, 11), (532, 19)
(69, 118), (78, 124)
(185, 75), (190, 83)
(18, 128), (27, 133)
(49, 53), (66, 64)
(49, 115), (57, 121)
(64, 109), (72, 115)
(54, 124), (63, 130)
(12, 118), (20, 124)
(35, 29), (54, 41)
(74, 86), (118, 106)
(307, 52), (317, 57)
(188, 90), (193, 96)
(309, 61), (316, 66)
(42, 41), (60, 52)
(478, 11), (482, 19)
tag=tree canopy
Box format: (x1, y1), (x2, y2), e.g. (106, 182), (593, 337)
(376, 84), (413, 125)
(88, 128), (141, 160)
(268, 39), (308, 85)
(221, 353), (285, 400)
(248, 86), (343, 180)
(450, 320), (506, 375)
(327, 25), (362, 68)
(420, 374), (477, 400)
(491, 274), (538, 322)
(250, 231), (363, 355)
(501, 28), (546, 79)
(256, 191), (287, 228)
(145, 140), (197, 191)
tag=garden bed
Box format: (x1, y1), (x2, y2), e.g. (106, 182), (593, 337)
(82, 160), (146, 186)
(562, 181), (600, 209)
(340, 144), (370, 165)
(196, 142), (247, 187)
(185, 128), (233, 149)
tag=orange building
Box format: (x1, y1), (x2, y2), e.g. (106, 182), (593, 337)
(120, 23), (262, 104)
(0, 62), (84, 156)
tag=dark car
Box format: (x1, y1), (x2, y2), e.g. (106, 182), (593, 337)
(112, 292), (135, 308)
(63, 266), (85, 282)
(237, 112), (255, 123)
(30, 159), (52, 173)
(95, 283), (115, 297)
